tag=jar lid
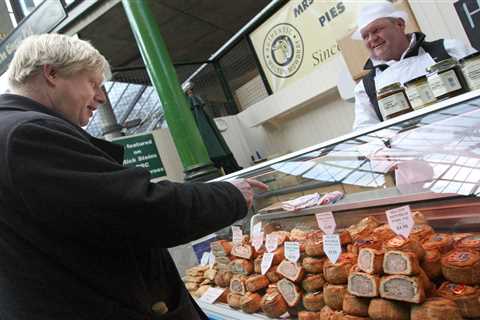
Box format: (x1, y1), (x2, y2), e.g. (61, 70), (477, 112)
(426, 58), (458, 73)
(459, 51), (480, 64)
(404, 74), (427, 86)
(377, 82), (402, 95)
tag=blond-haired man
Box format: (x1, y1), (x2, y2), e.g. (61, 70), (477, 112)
(0, 33), (266, 320)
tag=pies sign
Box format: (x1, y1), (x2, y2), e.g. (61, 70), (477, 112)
(200, 287), (226, 304)
(323, 234), (342, 264)
(315, 211), (336, 234)
(284, 241), (300, 263)
(261, 252), (275, 275)
(386, 205), (414, 238)
(231, 226), (243, 245)
(265, 233), (278, 252)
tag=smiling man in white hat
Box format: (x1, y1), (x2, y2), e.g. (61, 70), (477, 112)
(352, 1), (476, 131)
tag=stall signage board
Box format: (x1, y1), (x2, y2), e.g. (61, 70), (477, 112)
(113, 134), (166, 179)
(249, 1), (361, 92)
(0, 0), (66, 74)
(386, 205), (414, 238)
(455, 0), (480, 51)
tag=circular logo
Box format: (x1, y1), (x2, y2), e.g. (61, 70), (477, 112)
(263, 23), (304, 78)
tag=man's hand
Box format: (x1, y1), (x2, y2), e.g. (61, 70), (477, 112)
(229, 178), (269, 208)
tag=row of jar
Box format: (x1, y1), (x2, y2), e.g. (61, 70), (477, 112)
(377, 52), (480, 121)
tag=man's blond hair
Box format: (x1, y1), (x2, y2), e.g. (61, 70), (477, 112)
(7, 33), (111, 89)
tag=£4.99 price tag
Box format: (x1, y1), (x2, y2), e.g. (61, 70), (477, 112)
(231, 226), (243, 245)
(386, 205), (414, 238)
(323, 234), (342, 264)
(261, 252), (274, 275)
(200, 287), (226, 304)
(315, 211), (336, 234)
(284, 241), (300, 263)
(265, 233), (278, 252)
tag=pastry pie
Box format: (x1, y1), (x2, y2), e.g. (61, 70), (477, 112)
(342, 293), (370, 317)
(420, 249), (442, 279)
(227, 292), (243, 309)
(229, 258), (254, 275)
(245, 274), (270, 293)
(379, 274), (425, 303)
(229, 274), (247, 295)
(277, 278), (302, 307)
(348, 271), (380, 297)
(384, 236), (425, 260)
(423, 233), (454, 254)
(260, 289), (289, 318)
(323, 253), (357, 285)
(368, 298), (410, 320)
(231, 244), (255, 260)
(302, 273), (326, 292)
(455, 234), (480, 251)
(409, 224), (434, 243)
(277, 259), (305, 283)
(303, 291), (325, 312)
(266, 265), (283, 283)
(303, 256), (326, 273)
(349, 236), (382, 255)
(411, 297), (463, 320)
(358, 248), (384, 274)
(383, 250), (421, 275)
(298, 310), (321, 320)
(372, 224), (396, 242)
(436, 281), (480, 318)
(441, 249), (480, 285)
(348, 216), (382, 241)
(324, 284), (347, 310)
(240, 292), (262, 314)
(305, 231), (325, 257)
(214, 269), (232, 288)
(210, 240), (232, 256)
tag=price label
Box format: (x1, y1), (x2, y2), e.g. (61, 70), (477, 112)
(265, 233), (278, 252)
(208, 252), (215, 269)
(252, 232), (264, 251)
(252, 222), (262, 236)
(323, 234), (342, 264)
(261, 252), (274, 275)
(284, 241), (300, 263)
(200, 251), (210, 266)
(386, 205), (414, 238)
(231, 226), (243, 245)
(200, 287), (226, 304)
(315, 212), (336, 234)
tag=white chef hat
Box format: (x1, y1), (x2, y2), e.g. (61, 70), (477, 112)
(351, 1), (408, 40)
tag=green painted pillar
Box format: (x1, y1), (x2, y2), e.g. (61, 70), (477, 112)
(122, 0), (219, 181)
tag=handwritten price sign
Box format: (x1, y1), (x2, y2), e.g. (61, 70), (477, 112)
(323, 234), (341, 264)
(316, 212), (336, 234)
(386, 205), (414, 238)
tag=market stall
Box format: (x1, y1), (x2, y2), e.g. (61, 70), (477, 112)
(186, 88), (480, 319)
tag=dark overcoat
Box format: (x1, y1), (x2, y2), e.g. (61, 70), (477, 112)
(0, 94), (247, 319)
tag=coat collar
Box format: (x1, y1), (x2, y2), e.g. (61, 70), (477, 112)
(0, 93), (124, 163)
(363, 32), (427, 71)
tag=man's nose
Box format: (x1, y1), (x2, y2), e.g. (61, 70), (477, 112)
(96, 87), (107, 105)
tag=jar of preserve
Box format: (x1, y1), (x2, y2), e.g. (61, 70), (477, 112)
(426, 58), (469, 100)
(376, 82), (414, 120)
(460, 52), (480, 91)
(404, 75), (436, 110)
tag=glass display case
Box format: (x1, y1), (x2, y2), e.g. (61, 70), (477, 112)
(195, 89), (480, 320)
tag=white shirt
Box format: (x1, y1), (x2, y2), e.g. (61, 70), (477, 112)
(352, 35), (477, 131)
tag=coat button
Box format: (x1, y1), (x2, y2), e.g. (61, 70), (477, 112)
(152, 301), (169, 315)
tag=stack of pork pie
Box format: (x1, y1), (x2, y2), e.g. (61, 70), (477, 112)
(185, 212), (480, 319)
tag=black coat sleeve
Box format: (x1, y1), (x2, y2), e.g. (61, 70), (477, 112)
(7, 118), (247, 248)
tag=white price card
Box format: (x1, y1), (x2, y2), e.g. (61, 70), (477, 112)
(200, 251), (210, 266)
(208, 252), (215, 269)
(200, 287), (226, 304)
(231, 226), (243, 245)
(323, 234), (342, 264)
(252, 222), (262, 236)
(284, 241), (300, 263)
(261, 252), (275, 275)
(315, 212), (336, 234)
(386, 205), (414, 238)
(265, 233), (278, 252)
(252, 232), (264, 251)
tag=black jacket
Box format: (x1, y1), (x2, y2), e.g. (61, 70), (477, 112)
(0, 94), (247, 319)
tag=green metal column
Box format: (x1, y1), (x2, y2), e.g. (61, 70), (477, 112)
(122, 0), (219, 181)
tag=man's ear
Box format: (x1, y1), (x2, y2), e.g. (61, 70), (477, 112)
(42, 64), (58, 87)
(396, 18), (406, 32)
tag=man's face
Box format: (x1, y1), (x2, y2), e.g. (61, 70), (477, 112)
(50, 69), (106, 127)
(360, 18), (408, 61)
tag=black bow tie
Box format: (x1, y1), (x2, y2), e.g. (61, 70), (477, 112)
(376, 64), (389, 72)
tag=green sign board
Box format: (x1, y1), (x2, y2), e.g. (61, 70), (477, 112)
(114, 134), (166, 179)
